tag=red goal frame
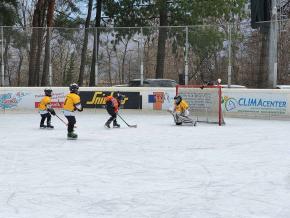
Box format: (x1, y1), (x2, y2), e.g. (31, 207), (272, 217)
(176, 85), (223, 126)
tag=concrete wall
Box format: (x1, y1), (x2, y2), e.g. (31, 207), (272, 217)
(1, 87), (290, 120)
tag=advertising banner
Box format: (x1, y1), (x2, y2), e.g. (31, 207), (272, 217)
(147, 90), (175, 110)
(0, 88), (67, 111)
(222, 91), (289, 119)
(80, 91), (142, 109)
(34, 91), (67, 108)
(0, 91), (31, 110)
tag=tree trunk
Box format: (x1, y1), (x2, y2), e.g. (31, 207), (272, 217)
(41, 0), (56, 86)
(115, 50), (121, 83)
(108, 54), (112, 86)
(78, 0), (93, 86)
(41, 28), (51, 86)
(62, 49), (70, 86)
(28, 0), (45, 86)
(121, 41), (129, 83)
(17, 51), (23, 86)
(3, 34), (11, 86)
(66, 53), (75, 85)
(89, 0), (102, 86)
(34, 24), (46, 86)
(155, 0), (168, 79)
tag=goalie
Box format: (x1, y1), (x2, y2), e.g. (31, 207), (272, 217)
(169, 95), (196, 126)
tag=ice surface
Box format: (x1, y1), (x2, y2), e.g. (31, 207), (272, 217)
(1, 111), (290, 218)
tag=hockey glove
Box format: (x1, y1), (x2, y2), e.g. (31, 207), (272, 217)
(48, 108), (56, 116)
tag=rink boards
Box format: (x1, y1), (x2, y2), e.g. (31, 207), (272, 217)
(1, 87), (290, 120)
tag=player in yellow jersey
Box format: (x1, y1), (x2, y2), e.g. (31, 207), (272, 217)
(38, 88), (56, 129)
(169, 95), (196, 126)
(63, 83), (83, 139)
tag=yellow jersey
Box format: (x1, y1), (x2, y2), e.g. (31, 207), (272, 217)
(38, 96), (51, 110)
(63, 93), (81, 112)
(175, 100), (189, 112)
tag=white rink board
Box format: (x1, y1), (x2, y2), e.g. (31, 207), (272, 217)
(1, 87), (290, 120)
(0, 87), (175, 111)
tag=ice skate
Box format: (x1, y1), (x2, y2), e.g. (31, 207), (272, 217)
(46, 123), (54, 129)
(104, 120), (111, 129)
(40, 123), (47, 129)
(67, 131), (78, 140)
(113, 121), (120, 128)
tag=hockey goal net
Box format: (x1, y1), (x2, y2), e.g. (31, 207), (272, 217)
(176, 85), (225, 126)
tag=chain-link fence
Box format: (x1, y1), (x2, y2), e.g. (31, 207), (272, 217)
(1, 20), (290, 87)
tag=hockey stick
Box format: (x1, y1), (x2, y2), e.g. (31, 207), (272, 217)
(55, 114), (68, 126)
(117, 114), (137, 128)
(56, 99), (77, 128)
(167, 109), (178, 123)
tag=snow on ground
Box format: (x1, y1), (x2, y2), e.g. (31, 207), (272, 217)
(0, 111), (290, 218)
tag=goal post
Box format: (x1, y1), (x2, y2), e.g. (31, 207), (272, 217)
(176, 85), (225, 126)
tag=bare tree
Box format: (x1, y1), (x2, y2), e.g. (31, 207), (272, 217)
(28, 0), (46, 86)
(89, 0), (102, 86)
(41, 0), (56, 86)
(78, 0), (93, 86)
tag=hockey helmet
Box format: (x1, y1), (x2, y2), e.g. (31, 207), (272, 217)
(174, 95), (182, 104)
(114, 92), (124, 102)
(69, 83), (79, 93)
(44, 88), (52, 97)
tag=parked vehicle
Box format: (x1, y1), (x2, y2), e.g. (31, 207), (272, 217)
(220, 84), (247, 88)
(276, 85), (290, 89)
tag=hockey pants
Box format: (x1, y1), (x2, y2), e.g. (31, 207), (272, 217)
(106, 111), (118, 125)
(40, 113), (51, 125)
(173, 111), (194, 124)
(65, 116), (76, 133)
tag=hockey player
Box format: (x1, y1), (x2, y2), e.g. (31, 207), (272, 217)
(63, 83), (83, 139)
(170, 95), (195, 126)
(38, 88), (56, 129)
(104, 92), (123, 128)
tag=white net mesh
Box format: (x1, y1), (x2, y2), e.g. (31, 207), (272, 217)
(177, 85), (225, 125)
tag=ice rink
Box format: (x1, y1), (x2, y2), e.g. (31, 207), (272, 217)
(1, 111), (290, 218)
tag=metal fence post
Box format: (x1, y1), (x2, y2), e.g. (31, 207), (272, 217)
(140, 27), (144, 86)
(48, 27), (52, 86)
(95, 27), (98, 86)
(228, 23), (232, 88)
(185, 26), (189, 85)
(1, 27), (4, 87)
(271, 0), (278, 88)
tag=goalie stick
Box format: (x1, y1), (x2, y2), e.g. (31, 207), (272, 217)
(117, 114), (137, 128)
